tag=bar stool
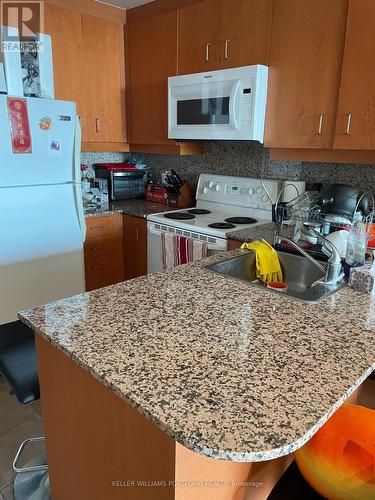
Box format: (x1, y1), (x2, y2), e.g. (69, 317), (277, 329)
(0, 320), (50, 500)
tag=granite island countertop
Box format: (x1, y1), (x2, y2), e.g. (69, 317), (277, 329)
(19, 251), (375, 463)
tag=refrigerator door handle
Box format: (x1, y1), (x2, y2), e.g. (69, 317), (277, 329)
(73, 116), (86, 241)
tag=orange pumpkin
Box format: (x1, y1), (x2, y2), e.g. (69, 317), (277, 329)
(295, 404), (375, 499)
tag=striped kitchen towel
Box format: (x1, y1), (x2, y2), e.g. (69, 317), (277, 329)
(161, 232), (208, 269)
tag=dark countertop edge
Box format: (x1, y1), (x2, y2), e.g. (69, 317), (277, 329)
(84, 200), (171, 219)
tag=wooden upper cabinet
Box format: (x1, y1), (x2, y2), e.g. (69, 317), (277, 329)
(82, 14), (126, 143)
(334, 0), (375, 150)
(44, 4), (88, 141)
(128, 10), (178, 145)
(265, 0), (348, 149)
(178, 0), (220, 75)
(219, 0), (273, 68)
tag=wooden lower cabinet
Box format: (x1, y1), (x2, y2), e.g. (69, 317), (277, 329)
(228, 239), (242, 250)
(84, 214), (124, 291)
(123, 215), (148, 280)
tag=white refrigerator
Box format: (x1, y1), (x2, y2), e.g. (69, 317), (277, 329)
(0, 95), (86, 325)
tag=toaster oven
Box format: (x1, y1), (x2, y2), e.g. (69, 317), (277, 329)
(94, 164), (152, 201)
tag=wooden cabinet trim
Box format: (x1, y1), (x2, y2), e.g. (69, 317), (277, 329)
(270, 148), (375, 165)
(45, 0), (127, 24)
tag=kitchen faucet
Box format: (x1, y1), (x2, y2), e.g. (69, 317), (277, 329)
(274, 224), (343, 287)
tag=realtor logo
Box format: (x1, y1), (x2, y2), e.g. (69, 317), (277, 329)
(1, 1), (44, 50)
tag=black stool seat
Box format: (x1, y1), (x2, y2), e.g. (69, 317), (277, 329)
(0, 320), (40, 404)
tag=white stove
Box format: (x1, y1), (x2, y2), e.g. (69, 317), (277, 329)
(147, 174), (282, 273)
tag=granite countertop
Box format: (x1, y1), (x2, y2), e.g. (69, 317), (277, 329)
(19, 251), (375, 463)
(84, 199), (170, 219)
(228, 222), (280, 244)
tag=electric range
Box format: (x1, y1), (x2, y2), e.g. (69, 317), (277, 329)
(147, 174), (282, 273)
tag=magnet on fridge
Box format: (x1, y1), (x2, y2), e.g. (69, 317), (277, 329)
(39, 116), (53, 130)
(49, 138), (62, 156)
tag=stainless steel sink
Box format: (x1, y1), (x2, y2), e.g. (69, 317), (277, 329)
(206, 250), (346, 304)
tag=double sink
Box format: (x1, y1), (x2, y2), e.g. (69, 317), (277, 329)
(206, 249), (346, 304)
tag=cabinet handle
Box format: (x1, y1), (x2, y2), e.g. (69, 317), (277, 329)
(205, 43), (211, 62)
(318, 114), (324, 135)
(92, 265), (105, 271)
(90, 246), (103, 251)
(136, 228), (139, 241)
(95, 118), (100, 133)
(224, 40), (230, 59)
(345, 113), (352, 135)
(91, 225), (105, 230)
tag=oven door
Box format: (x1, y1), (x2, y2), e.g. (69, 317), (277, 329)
(147, 221), (228, 274)
(168, 73), (241, 140)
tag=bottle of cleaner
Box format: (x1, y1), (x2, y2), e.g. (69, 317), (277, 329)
(344, 212), (367, 277)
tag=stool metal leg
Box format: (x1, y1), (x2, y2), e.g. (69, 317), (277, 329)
(13, 437), (48, 473)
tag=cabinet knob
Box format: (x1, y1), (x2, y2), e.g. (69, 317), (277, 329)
(224, 40), (230, 60)
(205, 43), (211, 62)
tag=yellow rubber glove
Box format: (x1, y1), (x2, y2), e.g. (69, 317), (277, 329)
(240, 239), (283, 283)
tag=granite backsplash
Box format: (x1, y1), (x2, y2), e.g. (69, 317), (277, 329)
(81, 142), (375, 192)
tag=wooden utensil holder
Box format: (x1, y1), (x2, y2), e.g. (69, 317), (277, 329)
(169, 182), (195, 208)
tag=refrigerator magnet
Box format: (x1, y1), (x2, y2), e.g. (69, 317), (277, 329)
(7, 97), (32, 154)
(48, 138), (62, 156)
(39, 116), (53, 131)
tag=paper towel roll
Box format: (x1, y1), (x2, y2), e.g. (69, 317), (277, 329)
(281, 181), (306, 203)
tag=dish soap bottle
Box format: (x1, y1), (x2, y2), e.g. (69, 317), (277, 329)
(344, 212), (367, 277)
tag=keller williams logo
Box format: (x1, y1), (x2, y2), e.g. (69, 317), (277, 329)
(1, 1), (44, 52)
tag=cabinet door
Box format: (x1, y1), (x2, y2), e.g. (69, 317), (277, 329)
(178, 0), (220, 75)
(123, 215), (147, 280)
(219, 0), (273, 68)
(128, 11), (177, 145)
(334, 0), (375, 149)
(82, 14), (126, 143)
(265, 0), (348, 149)
(44, 5), (88, 141)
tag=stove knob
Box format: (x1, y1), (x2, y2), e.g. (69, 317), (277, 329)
(203, 187), (209, 194)
(248, 188), (254, 196)
(215, 184), (221, 192)
(256, 187), (263, 194)
(209, 181), (215, 189)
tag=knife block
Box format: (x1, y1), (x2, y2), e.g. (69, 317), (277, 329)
(168, 182), (195, 208)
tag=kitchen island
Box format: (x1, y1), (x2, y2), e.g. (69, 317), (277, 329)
(20, 250), (375, 499)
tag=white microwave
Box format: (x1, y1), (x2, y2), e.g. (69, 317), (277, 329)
(168, 65), (268, 142)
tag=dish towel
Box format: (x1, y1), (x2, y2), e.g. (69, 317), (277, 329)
(161, 232), (208, 269)
(240, 239), (283, 283)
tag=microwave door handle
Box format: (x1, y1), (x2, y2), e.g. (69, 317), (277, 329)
(229, 80), (240, 130)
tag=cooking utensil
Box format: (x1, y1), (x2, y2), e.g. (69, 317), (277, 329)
(171, 169), (184, 187)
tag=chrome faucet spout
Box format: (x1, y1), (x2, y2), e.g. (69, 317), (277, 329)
(275, 226), (343, 287)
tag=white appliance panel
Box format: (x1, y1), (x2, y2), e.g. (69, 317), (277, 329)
(0, 96), (77, 186)
(168, 65), (268, 142)
(147, 221), (227, 274)
(0, 183), (85, 323)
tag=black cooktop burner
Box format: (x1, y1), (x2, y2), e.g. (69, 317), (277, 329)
(208, 222), (236, 229)
(225, 217), (258, 225)
(188, 209), (211, 215)
(164, 212), (195, 220)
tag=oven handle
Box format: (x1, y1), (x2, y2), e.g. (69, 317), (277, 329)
(229, 80), (240, 131)
(147, 225), (227, 251)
